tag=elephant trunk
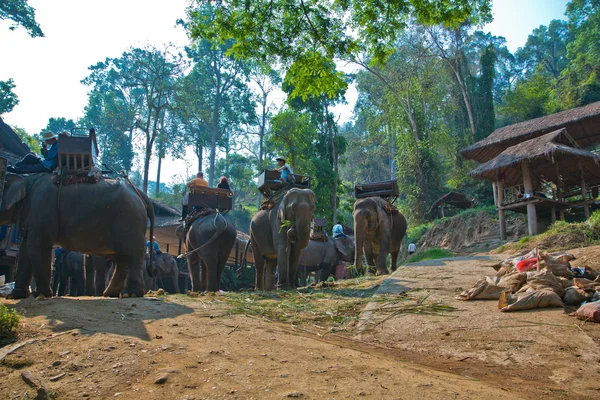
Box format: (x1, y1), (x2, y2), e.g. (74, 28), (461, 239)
(293, 219), (311, 250)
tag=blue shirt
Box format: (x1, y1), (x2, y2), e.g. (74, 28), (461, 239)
(332, 224), (345, 238)
(146, 241), (161, 252)
(281, 164), (294, 182)
(41, 142), (59, 169)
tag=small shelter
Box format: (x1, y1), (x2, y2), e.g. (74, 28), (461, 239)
(429, 191), (476, 218)
(463, 101), (600, 239)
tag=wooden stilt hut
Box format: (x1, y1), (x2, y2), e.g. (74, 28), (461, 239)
(462, 101), (600, 239)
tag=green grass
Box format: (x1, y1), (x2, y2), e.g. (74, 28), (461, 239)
(519, 236), (531, 244)
(0, 304), (21, 345)
(405, 248), (454, 263)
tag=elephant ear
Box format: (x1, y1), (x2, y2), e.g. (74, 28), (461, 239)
(334, 236), (354, 259)
(1, 174), (27, 212)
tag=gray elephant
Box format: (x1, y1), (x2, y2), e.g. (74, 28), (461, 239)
(0, 173), (154, 298)
(353, 197), (408, 275)
(250, 188), (316, 290)
(85, 255), (111, 296)
(178, 213), (237, 292)
(143, 252), (180, 293)
(297, 235), (355, 286)
(52, 250), (85, 296)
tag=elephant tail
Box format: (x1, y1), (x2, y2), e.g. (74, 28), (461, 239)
(121, 171), (155, 278)
(237, 236), (251, 277)
(177, 213), (227, 259)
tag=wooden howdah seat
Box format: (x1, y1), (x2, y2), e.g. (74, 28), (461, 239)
(354, 180), (399, 204)
(310, 217), (328, 241)
(257, 169), (311, 198)
(57, 128), (99, 172)
(189, 186), (233, 213)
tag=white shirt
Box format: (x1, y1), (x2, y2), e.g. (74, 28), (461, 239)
(408, 243), (417, 252)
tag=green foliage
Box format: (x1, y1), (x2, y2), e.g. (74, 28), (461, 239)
(42, 117), (76, 135)
(0, 0), (44, 37)
(283, 51), (348, 101)
(519, 236), (531, 244)
(0, 78), (19, 115)
(11, 126), (39, 153)
(405, 248), (454, 263)
(0, 304), (21, 343)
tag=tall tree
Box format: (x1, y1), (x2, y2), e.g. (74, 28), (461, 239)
(1, 0), (43, 37)
(0, 79), (19, 115)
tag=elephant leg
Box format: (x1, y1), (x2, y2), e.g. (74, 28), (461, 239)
(58, 267), (69, 296)
(254, 255), (265, 291)
(8, 237), (33, 299)
(264, 258), (278, 291)
(28, 241), (53, 298)
(200, 258), (209, 292)
(104, 257), (127, 297)
(200, 252), (219, 292)
(171, 267), (180, 294)
(276, 244), (291, 289)
(76, 265), (86, 296)
(390, 250), (399, 272)
(376, 249), (390, 276)
(85, 257), (94, 296)
(187, 253), (201, 293)
(319, 263), (334, 282)
(95, 261), (107, 296)
(364, 242), (376, 275)
(122, 252), (145, 298)
(51, 262), (60, 296)
(288, 245), (303, 289)
(297, 266), (307, 287)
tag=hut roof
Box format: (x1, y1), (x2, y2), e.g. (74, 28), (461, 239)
(0, 117), (30, 163)
(428, 192), (476, 214)
(462, 101), (600, 163)
(469, 129), (600, 188)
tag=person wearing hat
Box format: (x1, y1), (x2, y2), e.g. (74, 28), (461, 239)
(8, 131), (59, 173)
(275, 157), (295, 184)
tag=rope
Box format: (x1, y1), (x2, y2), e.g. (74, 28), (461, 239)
(177, 213), (228, 259)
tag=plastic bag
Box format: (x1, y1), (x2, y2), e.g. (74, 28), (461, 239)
(563, 286), (590, 306)
(499, 289), (564, 312)
(516, 257), (538, 272)
(570, 301), (600, 323)
(0, 282), (15, 297)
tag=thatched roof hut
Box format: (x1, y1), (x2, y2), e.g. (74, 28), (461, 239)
(462, 101), (600, 163)
(428, 192), (476, 217)
(0, 117), (30, 163)
(469, 129), (600, 188)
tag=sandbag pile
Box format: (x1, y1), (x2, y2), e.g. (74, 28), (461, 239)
(457, 249), (600, 322)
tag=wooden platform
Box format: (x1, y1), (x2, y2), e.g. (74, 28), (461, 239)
(189, 187), (234, 212)
(354, 180), (399, 203)
(57, 129), (99, 172)
(257, 169), (310, 198)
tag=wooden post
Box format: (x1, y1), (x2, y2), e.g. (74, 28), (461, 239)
(554, 162), (565, 220)
(492, 182), (498, 207)
(581, 164), (590, 218)
(177, 238), (182, 256)
(497, 179), (506, 240)
(551, 206), (556, 223)
(522, 161), (538, 235)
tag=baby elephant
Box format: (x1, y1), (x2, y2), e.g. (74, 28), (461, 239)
(297, 235), (355, 285)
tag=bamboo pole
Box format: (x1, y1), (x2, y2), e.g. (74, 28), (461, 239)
(497, 179), (506, 240)
(581, 163), (590, 218)
(521, 161), (537, 235)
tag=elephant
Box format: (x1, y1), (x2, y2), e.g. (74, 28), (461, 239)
(143, 252), (180, 293)
(52, 250), (85, 296)
(84, 255), (111, 296)
(0, 173), (155, 298)
(178, 213), (237, 292)
(297, 235), (355, 286)
(249, 188), (316, 290)
(353, 197), (408, 275)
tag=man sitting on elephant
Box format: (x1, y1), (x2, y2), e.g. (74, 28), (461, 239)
(8, 131), (59, 174)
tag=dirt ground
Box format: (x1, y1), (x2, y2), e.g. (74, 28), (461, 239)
(1, 247), (599, 399)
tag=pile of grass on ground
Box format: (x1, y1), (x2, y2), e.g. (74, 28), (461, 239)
(405, 248), (454, 263)
(496, 210), (600, 253)
(0, 304), (21, 346)
(209, 278), (457, 332)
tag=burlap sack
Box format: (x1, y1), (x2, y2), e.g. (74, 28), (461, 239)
(570, 302), (600, 323)
(499, 289), (564, 312)
(518, 269), (565, 297)
(539, 253), (573, 278)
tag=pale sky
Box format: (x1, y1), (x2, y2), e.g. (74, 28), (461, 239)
(1, 0), (568, 185)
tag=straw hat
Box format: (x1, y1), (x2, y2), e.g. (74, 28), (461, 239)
(275, 157), (286, 162)
(41, 131), (58, 141)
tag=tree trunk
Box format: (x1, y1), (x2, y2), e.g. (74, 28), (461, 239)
(209, 94), (221, 187)
(155, 155), (162, 197)
(196, 144), (203, 173)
